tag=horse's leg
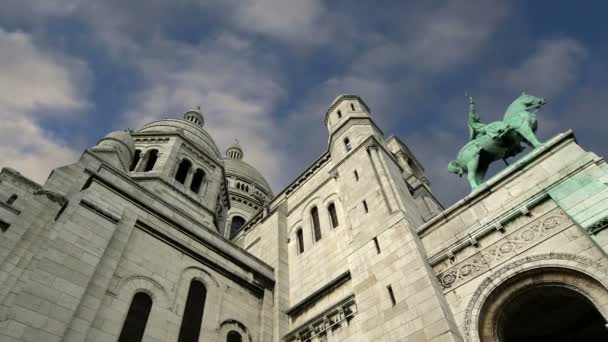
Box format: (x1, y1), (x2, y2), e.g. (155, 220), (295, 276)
(517, 122), (542, 148)
(466, 157), (480, 189)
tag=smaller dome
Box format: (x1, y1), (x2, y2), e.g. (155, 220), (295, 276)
(95, 130), (135, 169)
(226, 139), (243, 160)
(183, 107), (204, 127)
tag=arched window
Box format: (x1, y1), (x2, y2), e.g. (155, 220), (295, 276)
(190, 169), (205, 193)
(230, 216), (246, 238)
(296, 228), (304, 254)
(118, 292), (153, 342)
(328, 203), (339, 228)
(227, 331), (243, 342)
(311, 207), (321, 242)
(6, 194), (17, 205)
(143, 150), (158, 172)
(344, 137), (352, 152)
(337, 110), (342, 119)
(130, 149), (142, 171)
(350, 103), (355, 111)
(177, 280), (207, 342)
(175, 159), (192, 184)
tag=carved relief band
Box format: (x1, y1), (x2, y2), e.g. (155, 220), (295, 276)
(436, 208), (570, 290)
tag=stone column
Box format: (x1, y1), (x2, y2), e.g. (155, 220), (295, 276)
(185, 168), (194, 190)
(367, 143), (399, 214)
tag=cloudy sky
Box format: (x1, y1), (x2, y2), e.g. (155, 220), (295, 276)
(1, 0), (606, 206)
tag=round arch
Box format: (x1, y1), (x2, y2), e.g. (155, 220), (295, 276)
(218, 319), (253, 342)
(463, 253), (608, 342)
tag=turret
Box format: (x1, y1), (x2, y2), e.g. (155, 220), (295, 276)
(325, 95), (384, 161)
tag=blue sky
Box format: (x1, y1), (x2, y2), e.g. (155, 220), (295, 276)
(1, 0), (607, 206)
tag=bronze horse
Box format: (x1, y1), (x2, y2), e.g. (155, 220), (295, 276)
(448, 92), (547, 190)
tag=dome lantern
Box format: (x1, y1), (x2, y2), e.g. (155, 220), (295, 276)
(225, 139), (243, 160)
(184, 106), (205, 127)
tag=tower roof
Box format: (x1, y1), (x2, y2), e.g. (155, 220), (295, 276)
(324, 94), (371, 124)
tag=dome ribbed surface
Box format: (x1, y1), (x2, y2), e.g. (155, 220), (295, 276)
(139, 119), (221, 158)
(224, 159), (272, 195)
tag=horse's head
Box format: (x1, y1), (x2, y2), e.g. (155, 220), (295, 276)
(517, 92), (547, 111)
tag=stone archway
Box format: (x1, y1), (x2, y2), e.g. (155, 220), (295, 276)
(464, 253), (608, 342)
(476, 268), (608, 342)
(493, 284), (607, 341)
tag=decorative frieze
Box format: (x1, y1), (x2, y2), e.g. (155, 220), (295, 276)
(436, 208), (570, 290)
(283, 295), (357, 342)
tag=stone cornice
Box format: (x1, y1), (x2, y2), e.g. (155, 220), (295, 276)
(0, 168), (41, 192)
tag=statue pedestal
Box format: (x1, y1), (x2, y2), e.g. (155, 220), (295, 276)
(417, 130), (608, 340)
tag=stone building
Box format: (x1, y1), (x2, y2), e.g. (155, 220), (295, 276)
(1, 94), (608, 342)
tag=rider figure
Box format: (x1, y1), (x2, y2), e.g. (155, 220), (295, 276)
(467, 94), (487, 141)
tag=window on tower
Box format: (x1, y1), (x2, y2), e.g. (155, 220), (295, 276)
(344, 137), (352, 152)
(296, 228), (304, 254)
(227, 331), (243, 342)
(350, 103), (355, 111)
(190, 169), (205, 193)
(328, 203), (339, 228)
(118, 292), (153, 342)
(6, 194), (17, 205)
(175, 159), (192, 184)
(143, 150), (158, 172)
(311, 206), (322, 242)
(177, 280), (207, 342)
(337, 110), (342, 119)
(230, 216), (246, 238)
(130, 149), (142, 171)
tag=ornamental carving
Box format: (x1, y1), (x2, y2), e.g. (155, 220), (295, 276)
(437, 209), (569, 290)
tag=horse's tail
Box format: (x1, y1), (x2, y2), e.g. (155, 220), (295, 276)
(448, 160), (465, 177)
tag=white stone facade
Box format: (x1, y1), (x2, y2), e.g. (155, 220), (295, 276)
(1, 95), (608, 342)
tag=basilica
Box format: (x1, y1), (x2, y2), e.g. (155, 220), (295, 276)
(1, 94), (608, 342)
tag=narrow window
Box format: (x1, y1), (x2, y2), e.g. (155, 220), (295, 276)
(337, 110), (342, 119)
(118, 292), (153, 342)
(175, 159), (192, 184)
(143, 150), (158, 172)
(130, 149), (142, 171)
(354, 170), (359, 181)
(0, 219), (10, 232)
(227, 331), (243, 342)
(230, 216), (246, 238)
(362, 200), (368, 213)
(311, 206), (322, 242)
(177, 280), (207, 342)
(6, 194), (17, 205)
(373, 237), (381, 254)
(387, 285), (396, 306)
(296, 228), (304, 254)
(344, 137), (352, 152)
(190, 169), (205, 193)
(350, 103), (355, 111)
(328, 203), (339, 228)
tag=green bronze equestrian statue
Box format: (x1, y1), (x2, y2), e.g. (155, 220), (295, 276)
(448, 92), (547, 190)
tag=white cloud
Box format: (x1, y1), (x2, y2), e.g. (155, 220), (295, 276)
(0, 28), (89, 183)
(502, 39), (587, 98)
